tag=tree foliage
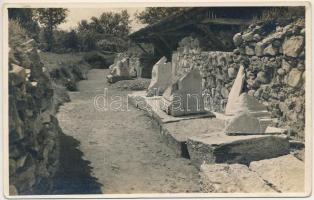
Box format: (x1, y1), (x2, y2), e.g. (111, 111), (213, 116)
(34, 8), (68, 51)
(135, 7), (187, 25)
(8, 8), (40, 40)
(76, 10), (131, 51)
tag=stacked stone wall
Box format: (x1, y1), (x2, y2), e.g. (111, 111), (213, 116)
(8, 22), (89, 194)
(9, 42), (62, 194)
(172, 19), (305, 139)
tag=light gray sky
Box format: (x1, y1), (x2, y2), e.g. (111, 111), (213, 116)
(58, 7), (147, 32)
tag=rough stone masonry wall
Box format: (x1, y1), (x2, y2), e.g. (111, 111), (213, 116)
(172, 49), (234, 112)
(8, 22), (88, 194)
(232, 19), (305, 139)
(9, 43), (62, 194)
(172, 19), (305, 139)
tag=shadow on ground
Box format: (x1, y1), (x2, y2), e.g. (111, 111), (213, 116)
(52, 133), (103, 194)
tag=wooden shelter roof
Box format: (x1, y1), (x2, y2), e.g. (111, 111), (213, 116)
(129, 7), (266, 42)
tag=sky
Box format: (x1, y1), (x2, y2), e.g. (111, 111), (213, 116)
(58, 8), (147, 33)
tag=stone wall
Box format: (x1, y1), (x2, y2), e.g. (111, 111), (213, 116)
(8, 22), (89, 195)
(9, 43), (62, 194)
(172, 41), (235, 112)
(232, 19), (305, 139)
(172, 19), (305, 139)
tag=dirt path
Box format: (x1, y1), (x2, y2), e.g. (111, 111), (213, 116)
(56, 69), (200, 194)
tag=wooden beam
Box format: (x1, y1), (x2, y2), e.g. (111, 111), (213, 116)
(153, 42), (166, 57)
(155, 33), (173, 52)
(135, 43), (149, 54)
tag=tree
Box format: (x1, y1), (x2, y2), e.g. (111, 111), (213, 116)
(34, 8), (68, 51)
(76, 10), (131, 51)
(8, 8), (40, 40)
(135, 7), (187, 25)
(64, 29), (79, 50)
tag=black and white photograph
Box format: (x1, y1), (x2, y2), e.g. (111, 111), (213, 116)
(1, 0), (312, 198)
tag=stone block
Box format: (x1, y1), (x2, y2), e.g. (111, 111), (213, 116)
(10, 64), (26, 86)
(225, 111), (267, 135)
(245, 46), (255, 55)
(242, 31), (254, 42)
(233, 33), (243, 46)
(200, 163), (275, 193)
(146, 57), (172, 97)
(227, 67), (236, 78)
(265, 126), (287, 134)
(227, 93), (270, 117)
(250, 155), (304, 193)
(283, 36), (304, 57)
(256, 71), (269, 84)
(106, 58), (132, 83)
(160, 69), (205, 117)
(263, 44), (279, 56)
(187, 132), (289, 166)
(255, 42), (265, 56)
(287, 68), (302, 88)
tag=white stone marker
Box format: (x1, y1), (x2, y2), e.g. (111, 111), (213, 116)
(160, 68), (205, 117)
(225, 65), (245, 115)
(146, 57), (172, 97)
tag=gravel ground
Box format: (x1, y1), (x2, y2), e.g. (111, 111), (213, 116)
(56, 69), (200, 194)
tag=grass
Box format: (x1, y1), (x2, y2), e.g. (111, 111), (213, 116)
(39, 52), (88, 72)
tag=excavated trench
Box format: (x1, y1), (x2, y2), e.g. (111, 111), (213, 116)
(56, 68), (201, 194)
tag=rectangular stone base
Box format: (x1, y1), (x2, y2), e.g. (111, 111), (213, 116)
(128, 91), (214, 124)
(129, 91), (290, 165)
(128, 91), (215, 157)
(187, 132), (289, 166)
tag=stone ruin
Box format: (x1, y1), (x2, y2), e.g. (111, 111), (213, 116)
(146, 57), (172, 97)
(107, 57), (133, 83)
(106, 53), (139, 83)
(224, 65), (272, 135)
(159, 68), (205, 117)
(129, 18), (305, 194)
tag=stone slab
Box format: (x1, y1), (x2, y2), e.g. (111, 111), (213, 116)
(128, 91), (214, 124)
(187, 132), (289, 167)
(160, 118), (225, 157)
(128, 91), (216, 157)
(200, 163), (275, 193)
(225, 111), (266, 135)
(265, 126), (287, 134)
(249, 155), (304, 193)
(129, 92), (290, 165)
(160, 69), (205, 116)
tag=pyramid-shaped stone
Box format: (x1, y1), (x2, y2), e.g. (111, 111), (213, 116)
(225, 65), (245, 115)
